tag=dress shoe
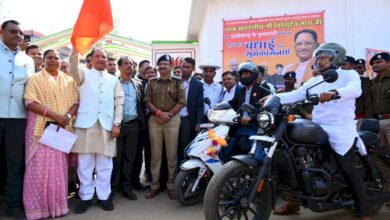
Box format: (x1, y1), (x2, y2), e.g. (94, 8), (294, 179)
(273, 201), (300, 215)
(6, 207), (26, 220)
(145, 189), (159, 199)
(123, 190), (138, 200)
(74, 200), (92, 214)
(133, 182), (148, 191)
(97, 199), (114, 211)
(167, 189), (176, 200)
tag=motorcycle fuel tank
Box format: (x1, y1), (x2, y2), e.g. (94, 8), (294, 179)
(286, 119), (328, 145)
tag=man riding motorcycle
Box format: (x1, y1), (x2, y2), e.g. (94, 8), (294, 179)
(221, 62), (270, 162)
(263, 42), (372, 220)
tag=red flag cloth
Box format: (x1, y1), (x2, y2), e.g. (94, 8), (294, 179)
(71, 0), (113, 55)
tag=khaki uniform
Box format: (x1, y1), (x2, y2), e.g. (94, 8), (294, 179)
(144, 76), (186, 190)
(371, 70), (390, 149)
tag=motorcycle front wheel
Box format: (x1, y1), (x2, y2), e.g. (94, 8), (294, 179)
(204, 160), (272, 220)
(174, 169), (208, 206)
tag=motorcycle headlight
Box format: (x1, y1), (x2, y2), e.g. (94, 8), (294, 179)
(257, 112), (274, 130)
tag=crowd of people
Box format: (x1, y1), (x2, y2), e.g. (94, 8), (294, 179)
(1, 19), (390, 220)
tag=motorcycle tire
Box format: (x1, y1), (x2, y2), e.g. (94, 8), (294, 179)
(370, 154), (390, 215)
(204, 160), (272, 220)
(174, 169), (206, 206)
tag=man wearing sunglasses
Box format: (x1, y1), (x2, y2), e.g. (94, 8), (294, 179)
(0, 19), (34, 220)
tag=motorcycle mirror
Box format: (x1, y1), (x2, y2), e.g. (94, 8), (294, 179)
(322, 69), (338, 83)
(240, 103), (256, 114)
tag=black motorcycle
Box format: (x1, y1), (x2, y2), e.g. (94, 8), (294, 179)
(204, 71), (390, 220)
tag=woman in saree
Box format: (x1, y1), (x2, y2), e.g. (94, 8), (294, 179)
(23, 49), (79, 220)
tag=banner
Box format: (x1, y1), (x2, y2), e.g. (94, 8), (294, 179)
(365, 48), (390, 78)
(223, 12), (324, 80)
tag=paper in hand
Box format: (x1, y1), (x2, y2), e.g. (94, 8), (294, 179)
(39, 124), (78, 153)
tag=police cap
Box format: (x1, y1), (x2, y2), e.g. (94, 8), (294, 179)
(370, 52), (390, 65)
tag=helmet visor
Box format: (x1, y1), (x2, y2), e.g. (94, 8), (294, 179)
(313, 49), (336, 71)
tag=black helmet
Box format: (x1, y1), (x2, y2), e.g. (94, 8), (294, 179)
(238, 62), (259, 86)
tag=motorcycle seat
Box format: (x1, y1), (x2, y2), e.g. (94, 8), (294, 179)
(359, 118), (380, 133)
(358, 130), (380, 147)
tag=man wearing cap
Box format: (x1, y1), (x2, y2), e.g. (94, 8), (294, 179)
(354, 59), (373, 121)
(370, 52), (390, 150)
(277, 71), (296, 93)
(144, 54), (186, 200)
(341, 56), (355, 70)
(200, 62), (223, 114)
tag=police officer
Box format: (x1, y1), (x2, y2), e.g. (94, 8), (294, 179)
(341, 55), (355, 70)
(277, 71), (297, 93)
(144, 54), (186, 200)
(370, 52), (390, 150)
(354, 59), (373, 122)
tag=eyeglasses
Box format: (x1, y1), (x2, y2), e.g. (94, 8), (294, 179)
(6, 29), (24, 36)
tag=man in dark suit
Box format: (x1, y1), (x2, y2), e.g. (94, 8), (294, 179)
(111, 56), (146, 201)
(222, 62), (270, 162)
(220, 71), (243, 102)
(177, 57), (204, 164)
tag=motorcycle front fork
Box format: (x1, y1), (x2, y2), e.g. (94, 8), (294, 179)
(191, 167), (207, 193)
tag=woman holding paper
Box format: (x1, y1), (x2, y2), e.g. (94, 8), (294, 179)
(22, 49), (79, 220)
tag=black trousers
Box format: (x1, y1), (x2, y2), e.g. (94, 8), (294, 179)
(333, 144), (370, 217)
(133, 125), (152, 183)
(0, 118), (26, 211)
(177, 116), (195, 165)
(111, 120), (139, 194)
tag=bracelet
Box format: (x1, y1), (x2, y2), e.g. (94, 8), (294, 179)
(155, 109), (162, 116)
(43, 108), (48, 117)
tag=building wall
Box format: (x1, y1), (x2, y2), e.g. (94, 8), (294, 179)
(197, 0), (390, 80)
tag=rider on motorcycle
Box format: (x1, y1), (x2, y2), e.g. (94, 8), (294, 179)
(266, 42), (371, 220)
(221, 62), (270, 162)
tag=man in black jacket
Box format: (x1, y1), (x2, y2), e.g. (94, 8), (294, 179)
(111, 56), (146, 201)
(177, 57), (204, 164)
(222, 62), (270, 161)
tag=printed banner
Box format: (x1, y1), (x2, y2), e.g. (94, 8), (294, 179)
(223, 12), (324, 84)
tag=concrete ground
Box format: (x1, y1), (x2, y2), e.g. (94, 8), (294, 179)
(1, 192), (390, 220)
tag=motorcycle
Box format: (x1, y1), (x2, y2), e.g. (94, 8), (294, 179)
(174, 101), (241, 206)
(204, 70), (390, 219)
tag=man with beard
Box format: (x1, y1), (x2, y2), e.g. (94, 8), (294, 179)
(283, 29), (319, 87)
(221, 62), (270, 162)
(25, 44), (43, 72)
(177, 57), (204, 165)
(110, 56), (145, 201)
(144, 54), (186, 200)
(0, 19), (34, 220)
(268, 43), (371, 220)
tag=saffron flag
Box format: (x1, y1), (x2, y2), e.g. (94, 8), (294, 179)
(71, 0), (113, 55)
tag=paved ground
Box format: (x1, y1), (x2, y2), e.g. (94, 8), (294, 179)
(1, 191), (390, 220)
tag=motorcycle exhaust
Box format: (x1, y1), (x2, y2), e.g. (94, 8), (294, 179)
(341, 192), (390, 208)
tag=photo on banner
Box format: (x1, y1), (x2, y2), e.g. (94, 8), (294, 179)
(223, 12), (324, 87)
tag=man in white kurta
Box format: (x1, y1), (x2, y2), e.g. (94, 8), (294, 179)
(273, 43), (371, 219)
(69, 48), (124, 214)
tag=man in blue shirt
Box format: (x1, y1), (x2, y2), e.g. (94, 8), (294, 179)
(110, 56), (146, 201)
(0, 19), (34, 220)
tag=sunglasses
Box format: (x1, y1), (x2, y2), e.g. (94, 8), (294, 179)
(6, 29), (24, 36)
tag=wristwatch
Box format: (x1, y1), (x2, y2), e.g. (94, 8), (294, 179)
(114, 122), (121, 127)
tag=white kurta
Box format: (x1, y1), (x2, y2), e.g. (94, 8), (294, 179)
(276, 68), (363, 156)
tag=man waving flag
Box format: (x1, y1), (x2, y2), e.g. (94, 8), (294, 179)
(71, 0), (113, 54)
